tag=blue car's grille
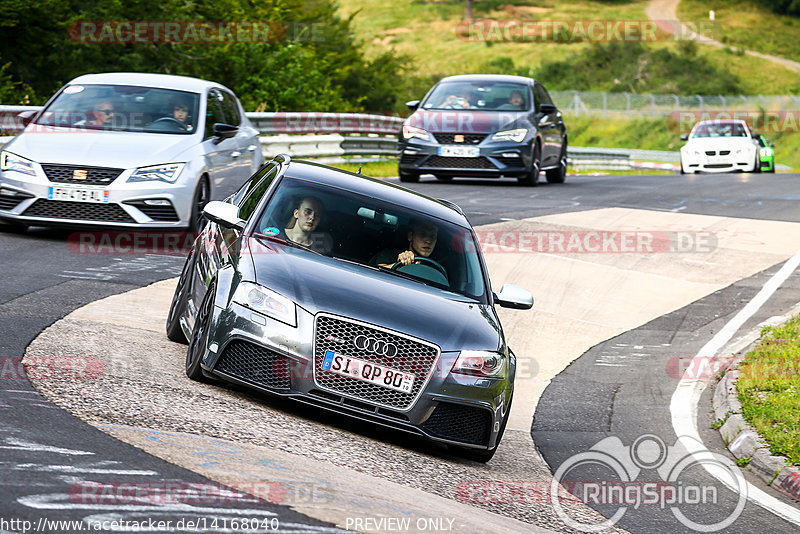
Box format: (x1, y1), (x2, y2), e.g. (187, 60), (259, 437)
(215, 340), (291, 392)
(313, 315), (439, 410)
(424, 155), (497, 169)
(422, 402), (492, 446)
(433, 133), (486, 145)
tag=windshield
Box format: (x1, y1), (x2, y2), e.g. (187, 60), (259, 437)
(422, 82), (529, 111)
(34, 84), (200, 134)
(691, 121), (748, 138)
(254, 177), (487, 302)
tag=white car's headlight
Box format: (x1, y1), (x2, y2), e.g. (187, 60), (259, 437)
(452, 350), (506, 378)
(128, 163), (185, 184)
(402, 124), (430, 141)
(232, 282), (297, 327)
(0, 151), (36, 176)
(491, 129), (527, 143)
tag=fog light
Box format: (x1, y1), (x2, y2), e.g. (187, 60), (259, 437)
(143, 199), (172, 206)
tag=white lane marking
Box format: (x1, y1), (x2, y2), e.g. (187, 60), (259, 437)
(0, 438), (93, 456)
(671, 249), (800, 525)
(15, 464), (158, 475)
(671, 206), (687, 212)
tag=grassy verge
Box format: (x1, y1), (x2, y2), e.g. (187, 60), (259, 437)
(338, 0), (800, 95)
(679, 0), (800, 63)
(736, 317), (800, 466)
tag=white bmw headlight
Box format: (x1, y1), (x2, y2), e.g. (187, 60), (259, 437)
(452, 350), (506, 378)
(402, 124), (430, 141)
(128, 163), (185, 184)
(491, 129), (528, 143)
(0, 151), (36, 176)
(232, 282), (297, 327)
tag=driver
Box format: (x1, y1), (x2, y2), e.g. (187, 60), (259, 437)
(170, 95), (193, 131)
(373, 219), (439, 268)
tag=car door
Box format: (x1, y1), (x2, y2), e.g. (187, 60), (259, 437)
(533, 83), (564, 166)
(202, 88), (240, 200)
(218, 89), (261, 198)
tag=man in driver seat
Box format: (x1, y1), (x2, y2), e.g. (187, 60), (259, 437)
(373, 219), (439, 268)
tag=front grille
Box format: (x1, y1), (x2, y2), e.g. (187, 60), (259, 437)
(215, 340), (291, 392)
(433, 133), (486, 145)
(719, 150), (731, 156)
(424, 156), (496, 169)
(42, 164), (124, 185)
(422, 402), (492, 446)
(124, 200), (179, 222)
(705, 163), (733, 169)
(705, 151), (716, 156)
(23, 199), (135, 223)
(0, 190), (33, 210)
(314, 315), (439, 410)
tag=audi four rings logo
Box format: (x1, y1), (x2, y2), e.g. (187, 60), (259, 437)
(353, 335), (399, 358)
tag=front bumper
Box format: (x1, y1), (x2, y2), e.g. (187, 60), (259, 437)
(398, 135), (532, 178)
(201, 301), (512, 450)
(681, 150), (757, 173)
(0, 167), (194, 228)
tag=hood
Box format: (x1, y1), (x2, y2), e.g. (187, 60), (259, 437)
(406, 109), (529, 134)
(684, 137), (755, 151)
(247, 238), (502, 352)
(5, 127), (199, 168)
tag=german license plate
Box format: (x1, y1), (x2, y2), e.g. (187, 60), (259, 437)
(321, 350), (415, 394)
(48, 185), (109, 203)
(439, 145), (479, 158)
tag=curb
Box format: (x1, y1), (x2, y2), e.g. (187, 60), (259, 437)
(712, 309), (800, 502)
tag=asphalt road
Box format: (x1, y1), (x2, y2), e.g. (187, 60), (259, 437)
(2, 170), (800, 532)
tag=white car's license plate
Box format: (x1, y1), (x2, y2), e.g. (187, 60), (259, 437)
(439, 145), (480, 158)
(321, 350), (415, 394)
(48, 185), (109, 203)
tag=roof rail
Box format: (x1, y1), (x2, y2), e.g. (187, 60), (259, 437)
(435, 198), (465, 217)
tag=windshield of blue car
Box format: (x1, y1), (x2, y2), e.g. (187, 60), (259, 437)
(421, 82), (530, 111)
(34, 84), (200, 134)
(253, 177), (488, 302)
(691, 121), (748, 138)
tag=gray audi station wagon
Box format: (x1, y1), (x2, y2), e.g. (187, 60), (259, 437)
(166, 155), (533, 461)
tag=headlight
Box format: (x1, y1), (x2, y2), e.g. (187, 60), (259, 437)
(452, 350), (506, 378)
(491, 129), (528, 143)
(0, 151), (36, 176)
(232, 282), (296, 327)
(402, 124), (430, 141)
(128, 163), (185, 184)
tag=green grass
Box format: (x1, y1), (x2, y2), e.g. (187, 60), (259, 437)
(737, 316), (800, 466)
(679, 0), (800, 63)
(338, 0), (800, 95)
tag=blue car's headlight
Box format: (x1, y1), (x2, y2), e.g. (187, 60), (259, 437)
(491, 129), (527, 143)
(232, 282), (297, 327)
(0, 151), (36, 176)
(402, 124), (430, 141)
(128, 163), (185, 184)
(452, 350), (506, 378)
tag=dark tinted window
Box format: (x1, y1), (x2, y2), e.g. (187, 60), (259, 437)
(237, 165), (278, 220)
(534, 83), (553, 109)
(204, 89), (225, 139)
(219, 90), (242, 126)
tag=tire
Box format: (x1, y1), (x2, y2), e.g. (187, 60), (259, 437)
(753, 155), (762, 174)
(165, 249), (194, 344)
(188, 176), (210, 233)
(398, 168), (420, 183)
(545, 142), (567, 184)
(456, 393), (512, 463)
(435, 174), (453, 182)
(517, 142), (541, 186)
(680, 157), (686, 175)
(186, 282), (215, 381)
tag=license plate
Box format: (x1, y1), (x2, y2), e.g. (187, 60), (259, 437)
(439, 145), (480, 158)
(321, 350), (415, 394)
(48, 185), (109, 203)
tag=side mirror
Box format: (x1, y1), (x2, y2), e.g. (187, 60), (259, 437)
(493, 284), (533, 310)
(406, 100), (420, 111)
(17, 110), (36, 127)
(539, 104), (557, 114)
(213, 123), (238, 143)
(680, 134), (688, 141)
(203, 201), (245, 231)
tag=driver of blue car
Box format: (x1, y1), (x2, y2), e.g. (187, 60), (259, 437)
(372, 219), (439, 268)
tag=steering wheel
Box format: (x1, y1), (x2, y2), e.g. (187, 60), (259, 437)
(151, 117), (187, 131)
(391, 256), (448, 280)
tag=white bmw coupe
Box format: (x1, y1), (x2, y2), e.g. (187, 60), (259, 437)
(680, 119), (760, 174)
